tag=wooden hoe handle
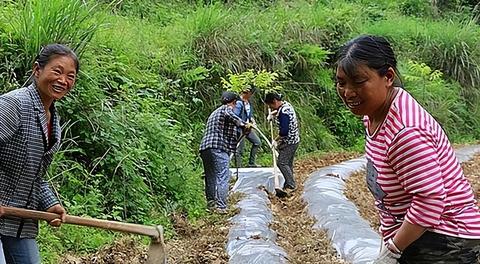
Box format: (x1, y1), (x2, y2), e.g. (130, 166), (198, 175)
(2, 206), (162, 239)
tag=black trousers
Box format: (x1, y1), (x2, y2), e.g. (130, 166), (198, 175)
(277, 143), (299, 189)
(399, 231), (480, 264)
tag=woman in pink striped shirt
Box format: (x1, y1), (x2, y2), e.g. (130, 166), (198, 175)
(335, 35), (480, 263)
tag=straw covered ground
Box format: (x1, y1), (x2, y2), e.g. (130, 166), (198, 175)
(344, 154), (480, 233)
(63, 152), (360, 263)
(62, 152), (480, 264)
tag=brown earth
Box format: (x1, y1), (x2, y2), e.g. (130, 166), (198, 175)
(344, 154), (480, 233)
(344, 170), (380, 231)
(60, 152), (480, 264)
(62, 152), (360, 264)
(269, 152), (359, 264)
(63, 238), (148, 264)
(162, 192), (243, 264)
(62, 196), (241, 264)
(464, 154), (480, 197)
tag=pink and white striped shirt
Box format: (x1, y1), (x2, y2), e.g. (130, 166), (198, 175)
(364, 88), (480, 241)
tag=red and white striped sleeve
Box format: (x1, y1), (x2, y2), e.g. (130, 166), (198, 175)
(387, 127), (446, 228)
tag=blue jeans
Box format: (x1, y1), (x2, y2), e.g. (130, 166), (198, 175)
(0, 239), (5, 264)
(200, 148), (231, 209)
(1, 236), (39, 264)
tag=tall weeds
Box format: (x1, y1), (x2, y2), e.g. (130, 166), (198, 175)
(9, 0), (100, 78)
(364, 17), (480, 89)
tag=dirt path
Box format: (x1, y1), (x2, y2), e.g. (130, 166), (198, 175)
(63, 238), (148, 263)
(63, 202), (238, 264)
(62, 152), (480, 263)
(163, 192), (246, 263)
(270, 152), (359, 264)
(344, 154), (480, 232)
(344, 170), (379, 230)
(62, 152), (360, 263)
(463, 154), (480, 194)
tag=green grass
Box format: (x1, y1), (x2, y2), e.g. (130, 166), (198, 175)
(38, 223), (117, 264)
(363, 16), (480, 88)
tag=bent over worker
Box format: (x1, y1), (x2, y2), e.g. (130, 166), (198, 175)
(199, 91), (251, 213)
(336, 35), (480, 263)
(264, 92), (300, 191)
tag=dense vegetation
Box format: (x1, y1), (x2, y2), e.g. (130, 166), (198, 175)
(0, 0), (479, 262)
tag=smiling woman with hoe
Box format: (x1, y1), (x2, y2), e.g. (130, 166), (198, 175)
(0, 44), (77, 263)
(335, 35), (480, 263)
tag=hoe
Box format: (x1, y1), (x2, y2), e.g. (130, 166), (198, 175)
(2, 206), (167, 263)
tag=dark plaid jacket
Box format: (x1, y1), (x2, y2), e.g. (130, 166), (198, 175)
(0, 84), (60, 238)
(199, 105), (245, 155)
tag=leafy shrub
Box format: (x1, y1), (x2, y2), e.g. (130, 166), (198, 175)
(38, 223), (117, 264)
(402, 60), (480, 140)
(398, 0), (434, 17)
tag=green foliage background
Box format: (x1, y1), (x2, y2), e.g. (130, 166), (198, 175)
(0, 0), (479, 262)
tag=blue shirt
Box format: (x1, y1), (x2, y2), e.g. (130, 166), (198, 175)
(233, 99), (254, 122)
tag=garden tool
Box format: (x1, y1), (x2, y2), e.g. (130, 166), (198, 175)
(230, 133), (246, 160)
(268, 109), (287, 198)
(252, 124), (279, 157)
(2, 206), (167, 264)
(232, 133), (246, 179)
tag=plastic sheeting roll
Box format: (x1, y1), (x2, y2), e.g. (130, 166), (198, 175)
(302, 145), (480, 264)
(227, 168), (288, 263)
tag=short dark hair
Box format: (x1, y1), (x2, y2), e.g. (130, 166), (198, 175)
(242, 85), (257, 94)
(35, 44), (79, 73)
(221, 91), (238, 104)
(336, 35), (401, 86)
(264, 92), (282, 104)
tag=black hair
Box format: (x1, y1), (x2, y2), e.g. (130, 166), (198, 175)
(35, 44), (79, 73)
(264, 92), (282, 104)
(242, 85), (257, 94)
(221, 91), (238, 105)
(336, 35), (402, 86)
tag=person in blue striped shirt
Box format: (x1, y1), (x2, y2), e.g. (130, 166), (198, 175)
(233, 86), (261, 168)
(0, 44), (77, 263)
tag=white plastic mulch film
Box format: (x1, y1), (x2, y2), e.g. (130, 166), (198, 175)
(227, 168), (288, 264)
(302, 145), (480, 264)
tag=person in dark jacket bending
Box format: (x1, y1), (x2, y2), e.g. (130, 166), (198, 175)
(199, 91), (251, 213)
(264, 92), (300, 190)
